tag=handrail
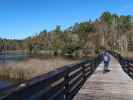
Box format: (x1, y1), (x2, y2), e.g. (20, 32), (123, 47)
(108, 51), (133, 80)
(0, 55), (101, 100)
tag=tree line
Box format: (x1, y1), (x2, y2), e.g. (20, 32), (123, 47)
(0, 12), (133, 57)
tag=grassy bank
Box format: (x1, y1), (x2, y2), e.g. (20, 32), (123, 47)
(0, 58), (79, 82)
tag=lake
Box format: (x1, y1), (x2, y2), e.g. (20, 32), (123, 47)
(0, 52), (29, 64)
(0, 51), (80, 90)
(0, 52), (29, 90)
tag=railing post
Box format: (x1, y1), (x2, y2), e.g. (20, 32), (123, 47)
(64, 66), (70, 100)
(92, 56), (100, 71)
(81, 63), (87, 82)
(94, 58), (97, 69)
(90, 60), (95, 73)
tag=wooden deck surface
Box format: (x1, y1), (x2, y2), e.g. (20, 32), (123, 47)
(74, 57), (133, 100)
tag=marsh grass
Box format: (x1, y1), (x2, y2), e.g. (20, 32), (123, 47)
(0, 58), (79, 82)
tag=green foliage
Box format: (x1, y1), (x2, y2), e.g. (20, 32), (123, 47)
(100, 12), (113, 26)
(0, 11), (133, 55)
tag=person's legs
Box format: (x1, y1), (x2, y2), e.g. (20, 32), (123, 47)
(103, 61), (110, 73)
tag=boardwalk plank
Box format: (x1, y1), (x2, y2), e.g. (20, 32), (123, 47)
(74, 57), (133, 100)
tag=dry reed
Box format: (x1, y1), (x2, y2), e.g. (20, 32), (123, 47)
(0, 58), (79, 82)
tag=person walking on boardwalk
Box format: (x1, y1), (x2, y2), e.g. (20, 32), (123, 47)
(102, 51), (111, 73)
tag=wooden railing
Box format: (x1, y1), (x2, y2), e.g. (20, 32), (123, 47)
(0, 55), (101, 100)
(109, 51), (133, 79)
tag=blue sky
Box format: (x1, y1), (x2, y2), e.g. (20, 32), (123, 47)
(0, 0), (133, 39)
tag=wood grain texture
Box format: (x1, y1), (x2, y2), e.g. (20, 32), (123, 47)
(74, 57), (133, 100)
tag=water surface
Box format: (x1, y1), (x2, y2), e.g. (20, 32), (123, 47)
(0, 52), (29, 89)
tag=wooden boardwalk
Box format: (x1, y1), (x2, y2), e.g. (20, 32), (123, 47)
(74, 57), (133, 100)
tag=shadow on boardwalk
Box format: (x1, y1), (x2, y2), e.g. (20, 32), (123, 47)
(74, 57), (133, 100)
